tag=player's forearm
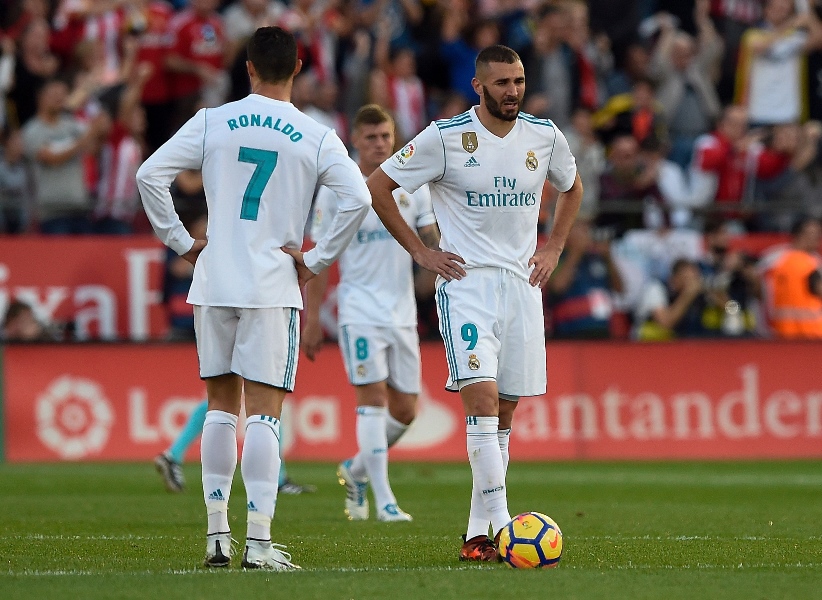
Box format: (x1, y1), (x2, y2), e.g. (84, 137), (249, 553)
(368, 169), (427, 259)
(546, 173), (583, 253)
(303, 204), (369, 274)
(303, 268), (329, 324)
(136, 160), (195, 255)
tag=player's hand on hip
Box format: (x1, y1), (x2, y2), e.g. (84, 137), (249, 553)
(528, 244), (562, 288)
(300, 319), (324, 361)
(413, 247), (466, 281)
(181, 239), (207, 266)
(281, 246), (316, 287)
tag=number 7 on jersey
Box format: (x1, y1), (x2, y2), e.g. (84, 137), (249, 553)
(238, 146), (279, 221)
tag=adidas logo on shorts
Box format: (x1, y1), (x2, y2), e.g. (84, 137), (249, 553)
(464, 156), (481, 167)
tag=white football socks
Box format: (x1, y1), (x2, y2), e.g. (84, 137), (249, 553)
(202, 410), (238, 534)
(350, 408), (411, 481)
(352, 405), (397, 509)
(465, 426), (511, 540)
(466, 417), (511, 538)
(385, 412), (409, 447)
(242, 415), (281, 541)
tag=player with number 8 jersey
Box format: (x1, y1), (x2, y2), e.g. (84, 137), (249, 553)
(137, 27), (370, 571)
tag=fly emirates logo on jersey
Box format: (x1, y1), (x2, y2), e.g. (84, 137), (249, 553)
(465, 176), (538, 208)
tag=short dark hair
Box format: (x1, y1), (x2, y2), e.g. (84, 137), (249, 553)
(3, 300), (33, 327)
(246, 26), (298, 84)
(353, 104), (394, 130)
(475, 45), (521, 73)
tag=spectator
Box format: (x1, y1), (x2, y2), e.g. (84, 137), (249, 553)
(21, 78), (108, 234)
(752, 121), (822, 230)
(634, 257), (712, 340)
(547, 219), (624, 339)
(710, 0), (763, 103)
(224, 0), (285, 61)
(0, 37), (15, 132)
(649, 0), (723, 168)
(598, 134), (661, 233)
(762, 120), (822, 225)
(587, 0), (641, 63)
(699, 217), (758, 335)
(51, 0), (128, 86)
(759, 215), (822, 338)
(593, 77), (667, 147)
(606, 41), (651, 96)
(440, 2), (500, 103)
(691, 105), (792, 221)
(735, 0), (822, 125)
(0, 128), (34, 234)
(565, 105), (606, 220)
(520, 4), (575, 127)
(132, 0), (176, 154)
(639, 136), (712, 229)
(563, 0), (613, 110)
(93, 63), (152, 234)
(303, 76), (349, 145)
(2, 300), (60, 341)
(278, 0), (343, 83)
(166, 0), (228, 124)
(8, 18), (59, 128)
(3, 0), (49, 43)
(356, 0), (423, 51)
(370, 30), (426, 142)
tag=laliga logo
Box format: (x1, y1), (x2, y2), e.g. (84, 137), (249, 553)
(36, 376), (114, 460)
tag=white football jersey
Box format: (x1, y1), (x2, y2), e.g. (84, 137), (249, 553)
(311, 179), (435, 327)
(137, 94), (371, 308)
(380, 107), (577, 280)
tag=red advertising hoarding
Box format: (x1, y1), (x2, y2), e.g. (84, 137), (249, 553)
(3, 341), (822, 462)
(0, 236), (168, 340)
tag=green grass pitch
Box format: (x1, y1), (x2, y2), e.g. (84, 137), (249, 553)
(3, 461), (822, 599)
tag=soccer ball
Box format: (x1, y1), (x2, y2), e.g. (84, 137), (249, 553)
(497, 512), (563, 569)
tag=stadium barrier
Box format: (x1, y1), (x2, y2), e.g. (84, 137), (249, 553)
(2, 340), (822, 463)
(0, 234), (810, 342)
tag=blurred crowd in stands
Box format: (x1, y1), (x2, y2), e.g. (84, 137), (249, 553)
(1, 0), (822, 342)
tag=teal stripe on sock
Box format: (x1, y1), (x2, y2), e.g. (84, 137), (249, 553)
(167, 399), (208, 463)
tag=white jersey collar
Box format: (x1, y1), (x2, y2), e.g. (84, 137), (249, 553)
(247, 94), (294, 107)
(469, 106), (521, 144)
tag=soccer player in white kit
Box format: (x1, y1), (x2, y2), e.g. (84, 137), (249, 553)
(136, 27), (371, 570)
(367, 45), (583, 561)
(302, 105), (439, 523)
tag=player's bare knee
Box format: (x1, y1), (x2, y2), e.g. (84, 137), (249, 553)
(387, 389), (417, 424)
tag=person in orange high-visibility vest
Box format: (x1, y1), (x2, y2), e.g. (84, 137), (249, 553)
(761, 216), (822, 338)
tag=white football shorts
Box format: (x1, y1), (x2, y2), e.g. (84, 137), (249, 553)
(435, 267), (547, 397)
(194, 305), (299, 391)
(338, 324), (421, 394)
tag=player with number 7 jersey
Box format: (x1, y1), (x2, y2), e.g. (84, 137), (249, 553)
(137, 27), (370, 571)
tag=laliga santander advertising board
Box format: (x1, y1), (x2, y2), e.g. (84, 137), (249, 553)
(3, 341), (822, 462)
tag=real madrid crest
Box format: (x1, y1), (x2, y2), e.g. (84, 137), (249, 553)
(398, 193), (410, 208)
(357, 365), (367, 377)
(462, 132), (479, 153)
(525, 150), (538, 171)
(468, 354), (480, 370)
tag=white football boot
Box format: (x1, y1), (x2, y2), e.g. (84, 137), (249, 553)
(377, 503), (413, 522)
(337, 459), (369, 520)
(241, 539), (301, 571)
(204, 532), (235, 568)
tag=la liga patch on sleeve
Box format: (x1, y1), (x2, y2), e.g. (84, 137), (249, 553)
(392, 141), (416, 167)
